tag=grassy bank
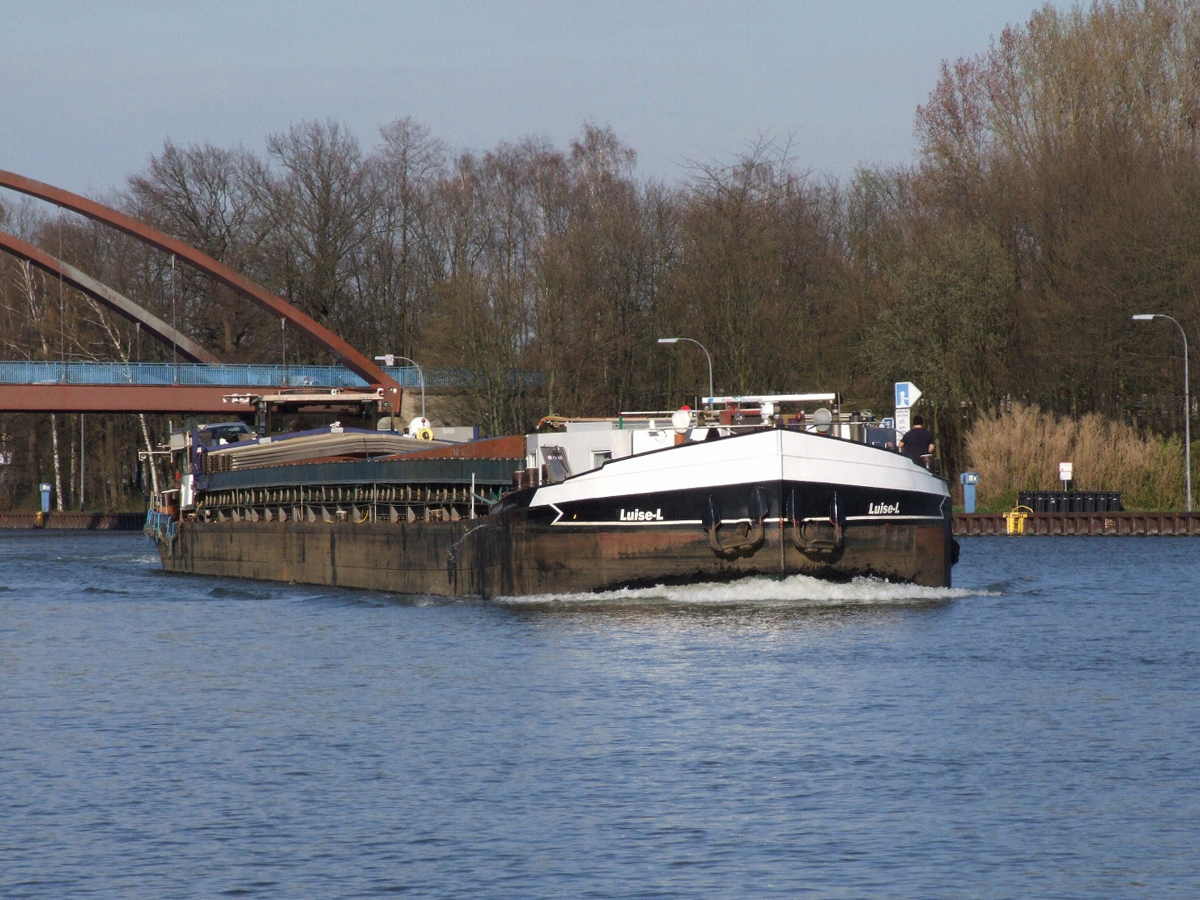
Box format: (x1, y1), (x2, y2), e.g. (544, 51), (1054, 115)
(964, 404), (1191, 512)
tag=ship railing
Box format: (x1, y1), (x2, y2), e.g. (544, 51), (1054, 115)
(192, 480), (503, 525)
(143, 508), (177, 547)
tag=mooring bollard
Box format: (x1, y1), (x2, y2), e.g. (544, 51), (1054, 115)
(1005, 505), (1032, 535)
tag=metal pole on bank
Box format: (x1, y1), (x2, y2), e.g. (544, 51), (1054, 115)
(375, 354), (426, 421)
(657, 337), (714, 406)
(1133, 314), (1191, 512)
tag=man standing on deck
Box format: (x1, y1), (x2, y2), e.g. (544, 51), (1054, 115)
(899, 416), (935, 461)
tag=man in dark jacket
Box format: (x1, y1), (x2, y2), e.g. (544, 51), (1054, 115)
(899, 416), (935, 461)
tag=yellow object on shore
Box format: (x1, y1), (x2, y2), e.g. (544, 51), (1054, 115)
(1005, 505), (1032, 535)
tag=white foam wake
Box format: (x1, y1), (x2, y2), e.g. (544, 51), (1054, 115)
(497, 573), (990, 609)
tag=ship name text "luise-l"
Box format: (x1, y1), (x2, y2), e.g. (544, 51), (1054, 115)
(620, 508), (664, 521)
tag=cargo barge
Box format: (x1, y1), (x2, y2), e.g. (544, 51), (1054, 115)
(145, 393), (957, 597)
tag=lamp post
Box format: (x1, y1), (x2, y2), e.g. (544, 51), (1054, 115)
(375, 354), (426, 421)
(657, 337), (714, 404)
(1133, 314), (1191, 512)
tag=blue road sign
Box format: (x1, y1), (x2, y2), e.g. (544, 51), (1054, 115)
(894, 381), (922, 409)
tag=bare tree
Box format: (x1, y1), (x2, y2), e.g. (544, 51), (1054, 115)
(257, 120), (379, 352)
(535, 125), (676, 414)
(915, 0), (1200, 429)
(128, 140), (274, 358)
(361, 118), (447, 357)
(424, 139), (570, 433)
(670, 139), (847, 398)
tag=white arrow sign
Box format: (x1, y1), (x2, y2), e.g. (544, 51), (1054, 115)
(895, 381), (922, 410)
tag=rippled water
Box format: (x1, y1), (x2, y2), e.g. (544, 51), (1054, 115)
(2, 532), (1198, 898)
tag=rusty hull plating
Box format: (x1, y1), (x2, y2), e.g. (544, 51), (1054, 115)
(150, 410), (956, 598)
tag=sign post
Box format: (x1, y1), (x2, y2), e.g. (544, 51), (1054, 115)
(894, 381), (922, 440)
(960, 472), (979, 514)
(1059, 461), (1073, 492)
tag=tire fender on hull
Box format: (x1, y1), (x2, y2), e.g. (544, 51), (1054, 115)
(702, 485), (768, 559)
(788, 488), (846, 561)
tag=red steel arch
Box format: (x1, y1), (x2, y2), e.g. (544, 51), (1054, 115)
(0, 230), (220, 364)
(0, 169), (400, 410)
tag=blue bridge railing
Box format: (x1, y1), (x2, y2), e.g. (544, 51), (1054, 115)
(0, 361), (541, 389)
(0, 362), (431, 389)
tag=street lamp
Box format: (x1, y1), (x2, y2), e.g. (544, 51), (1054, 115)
(657, 337), (714, 404)
(375, 354), (426, 421)
(1133, 314), (1191, 512)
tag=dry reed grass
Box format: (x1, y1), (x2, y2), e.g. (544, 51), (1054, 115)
(964, 403), (1186, 511)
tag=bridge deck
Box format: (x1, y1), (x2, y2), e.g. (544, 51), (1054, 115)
(0, 361), (426, 389)
(0, 362), (441, 413)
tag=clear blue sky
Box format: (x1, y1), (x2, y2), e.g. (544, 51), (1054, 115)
(3, 1), (1061, 195)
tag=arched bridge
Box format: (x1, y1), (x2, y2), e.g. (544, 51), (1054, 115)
(0, 169), (402, 415)
(0, 360), (427, 414)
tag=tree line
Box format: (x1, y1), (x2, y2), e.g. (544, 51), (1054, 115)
(2, 0), (1199, 510)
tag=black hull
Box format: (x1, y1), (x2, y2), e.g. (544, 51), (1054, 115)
(153, 428), (956, 597)
(159, 494), (954, 598)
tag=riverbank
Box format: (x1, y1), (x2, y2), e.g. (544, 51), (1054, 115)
(0, 511), (144, 531)
(3, 510), (1198, 536)
(955, 510), (1199, 536)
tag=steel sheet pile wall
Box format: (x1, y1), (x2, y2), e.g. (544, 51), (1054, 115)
(955, 512), (1200, 536)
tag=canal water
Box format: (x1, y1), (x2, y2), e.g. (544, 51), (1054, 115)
(2, 532), (1198, 899)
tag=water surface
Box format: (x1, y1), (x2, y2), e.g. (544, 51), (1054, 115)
(2, 533), (1197, 898)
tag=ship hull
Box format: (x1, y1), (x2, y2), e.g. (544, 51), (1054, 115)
(160, 514), (953, 597)
(156, 430), (955, 597)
